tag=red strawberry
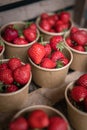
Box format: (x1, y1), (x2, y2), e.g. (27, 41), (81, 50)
(39, 19), (51, 31)
(66, 36), (74, 47)
(59, 11), (70, 23)
(3, 27), (18, 42)
(50, 36), (63, 51)
(0, 63), (8, 70)
(9, 116), (28, 130)
(8, 58), (22, 71)
(40, 58), (56, 69)
(0, 45), (3, 53)
(0, 68), (13, 84)
(5, 84), (18, 93)
(70, 26), (78, 34)
(47, 15), (56, 26)
(29, 23), (37, 31)
(44, 43), (52, 57)
(70, 86), (87, 102)
(28, 42), (46, 64)
(73, 45), (85, 52)
(71, 30), (87, 46)
(51, 51), (65, 62)
(76, 74), (87, 89)
(13, 37), (28, 45)
(13, 64), (31, 85)
(41, 13), (49, 19)
(23, 28), (36, 42)
(28, 109), (49, 128)
(59, 57), (69, 66)
(48, 116), (68, 130)
(55, 23), (68, 33)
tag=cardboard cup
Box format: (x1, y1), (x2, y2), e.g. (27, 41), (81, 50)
(65, 81), (87, 130)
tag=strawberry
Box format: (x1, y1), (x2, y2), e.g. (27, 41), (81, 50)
(59, 11), (70, 23)
(47, 15), (56, 26)
(0, 45), (3, 53)
(0, 68), (13, 84)
(76, 74), (87, 89)
(29, 23), (37, 31)
(9, 116), (28, 130)
(59, 57), (69, 66)
(5, 84), (18, 93)
(70, 86), (87, 102)
(73, 45), (85, 52)
(55, 23), (68, 33)
(66, 36), (74, 47)
(50, 36), (63, 51)
(8, 58), (22, 71)
(44, 43), (52, 57)
(39, 19), (51, 31)
(71, 30), (87, 46)
(0, 63), (8, 70)
(23, 28), (36, 42)
(48, 116), (68, 130)
(40, 58), (56, 69)
(13, 37), (28, 45)
(13, 64), (31, 85)
(28, 109), (49, 128)
(70, 26), (78, 34)
(3, 27), (18, 42)
(40, 13), (49, 19)
(51, 50), (65, 62)
(28, 42), (46, 64)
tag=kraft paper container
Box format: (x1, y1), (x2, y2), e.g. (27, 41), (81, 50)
(36, 14), (72, 41)
(11, 105), (70, 130)
(0, 59), (32, 112)
(65, 81), (87, 130)
(0, 42), (5, 60)
(0, 21), (39, 63)
(28, 46), (73, 88)
(64, 28), (87, 72)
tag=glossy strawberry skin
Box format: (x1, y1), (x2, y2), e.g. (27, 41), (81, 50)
(48, 116), (68, 130)
(40, 58), (56, 69)
(66, 37), (74, 47)
(73, 45), (85, 52)
(5, 84), (18, 93)
(51, 51), (65, 62)
(9, 117), (28, 130)
(59, 11), (70, 23)
(0, 45), (3, 53)
(13, 64), (31, 85)
(39, 19), (51, 31)
(70, 86), (87, 102)
(76, 74), (87, 88)
(59, 57), (69, 66)
(0, 68), (13, 84)
(28, 42), (46, 64)
(28, 109), (49, 128)
(44, 43), (52, 57)
(8, 58), (22, 71)
(13, 37), (28, 45)
(0, 63), (8, 70)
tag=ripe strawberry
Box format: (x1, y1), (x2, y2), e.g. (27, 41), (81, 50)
(70, 86), (87, 102)
(29, 23), (37, 31)
(66, 36), (74, 47)
(5, 84), (18, 93)
(28, 42), (46, 64)
(70, 26), (78, 34)
(40, 13), (49, 19)
(40, 58), (56, 69)
(76, 74), (87, 89)
(0, 68), (13, 84)
(59, 57), (69, 66)
(51, 50), (65, 62)
(0, 45), (3, 53)
(13, 64), (31, 85)
(3, 27), (18, 42)
(13, 37), (28, 45)
(55, 23), (68, 33)
(59, 11), (70, 23)
(23, 28), (36, 42)
(0, 63), (8, 70)
(44, 43), (52, 57)
(50, 36), (63, 51)
(73, 45), (85, 52)
(48, 116), (68, 130)
(47, 15), (56, 26)
(39, 19), (51, 31)
(71, 30), (87, 46)
(8, 58), (22, 71)
(28, 109), (49, 128)
(9, 116), (28, 130)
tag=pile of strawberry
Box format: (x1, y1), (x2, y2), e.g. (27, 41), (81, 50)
(0, 58), (31, 93)
(66, 27), (87, 52)
(9, 109), (68, 130)
(39, 11), (71, 33)
(28, 35), (69, 69)
(68, 74), (87, 112)
(2, 22), (37, 44)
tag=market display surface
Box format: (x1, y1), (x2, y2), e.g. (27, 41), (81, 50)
(0, 11), (87, 130)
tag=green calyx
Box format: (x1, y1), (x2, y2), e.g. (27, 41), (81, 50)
(13, 24), (23, 36)
(56, 41), (64, 51)
(56, 61), (64, 68)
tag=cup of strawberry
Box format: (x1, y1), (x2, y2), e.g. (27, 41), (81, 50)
(0, 21), (40, 63)
(0, 39), (5, 60)
(64, 26), (87, 72)
(27, 35), (73, 88)
(65, 73), (87, 130)
(8, 105), (70, 130)
(36, 11), (72, 41)
(0, 57), (32, 112)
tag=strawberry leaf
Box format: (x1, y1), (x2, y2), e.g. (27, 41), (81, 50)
(56, 61), (64, 68)
(56, 41), (64, 51)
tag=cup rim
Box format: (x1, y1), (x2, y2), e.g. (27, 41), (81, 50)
(0, 42), (5, 56)
(28, 45), (73, 72)
(0, 21), (40, 47)
(36, 14), (72, 36)
(65, 81), (87, 116)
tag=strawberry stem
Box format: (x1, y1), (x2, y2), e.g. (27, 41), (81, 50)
(25, 21), (33, 28)
(57, 41), (64, 51)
